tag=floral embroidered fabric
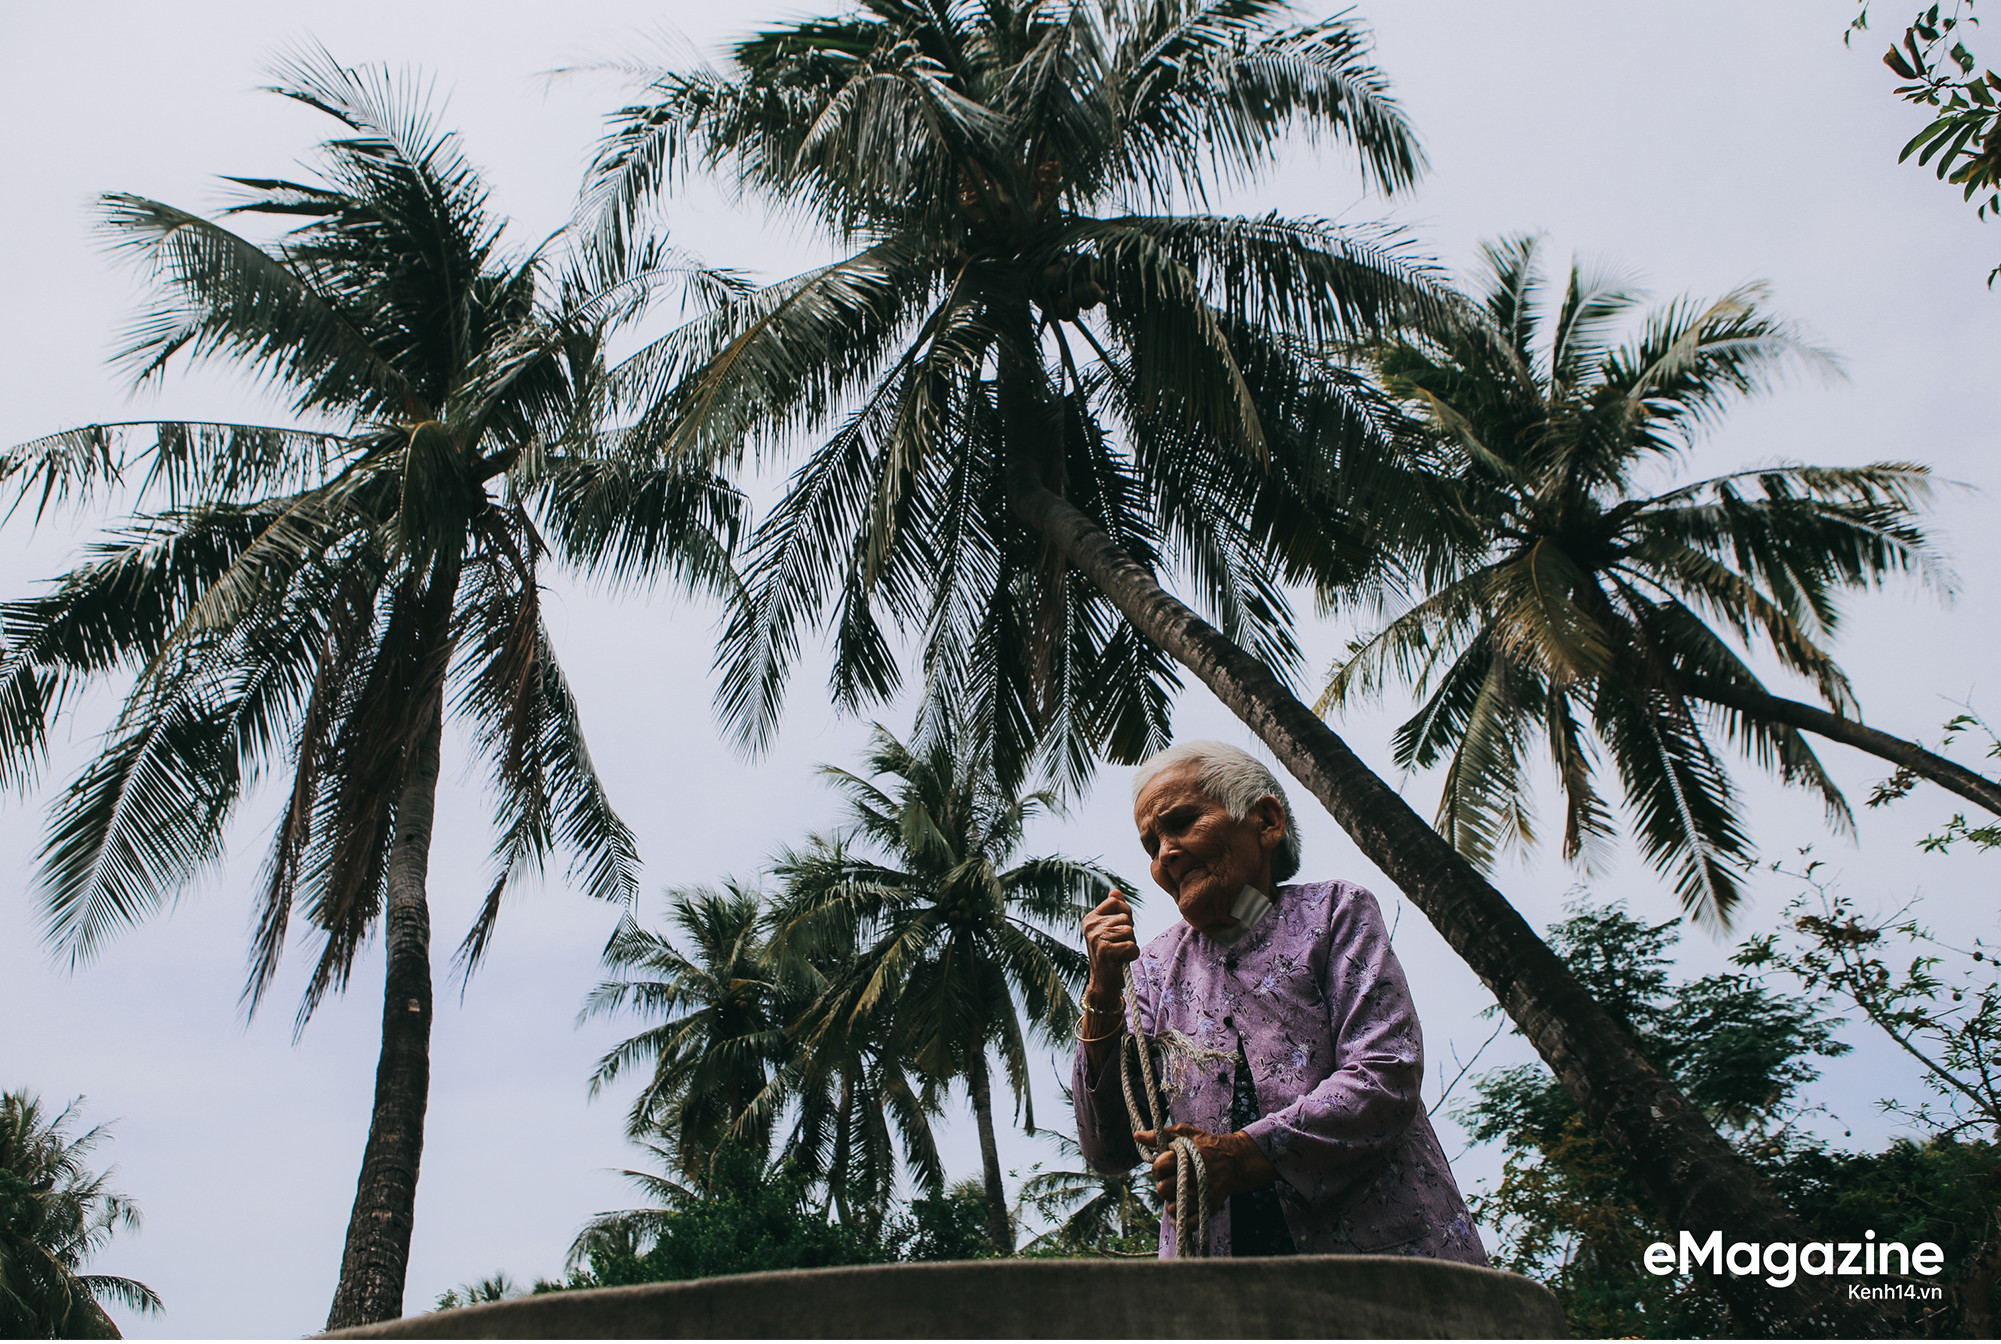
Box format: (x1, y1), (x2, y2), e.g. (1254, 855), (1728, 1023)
(1074, 880), (1487, 1263)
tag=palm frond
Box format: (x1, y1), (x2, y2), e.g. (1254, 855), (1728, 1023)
(603, 239), (954, 470)
(1593, 680), (1751, 927)
(1083, 212), (1447, 350)
(38, 694), (242, 966)
(529, 455), (746, 595)
(1345, 240), (1908, 906)
(1547, 255), (1644, 386)
(1105, 1), (1423, 205)
(1603, 284), (1839, 462)
(99, 194), (411, 415)
(452, 541), (639, 976)
(1426, 647), (1542, 871)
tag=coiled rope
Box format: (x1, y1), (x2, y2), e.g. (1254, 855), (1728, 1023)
(1117, 962), (1213, 1257)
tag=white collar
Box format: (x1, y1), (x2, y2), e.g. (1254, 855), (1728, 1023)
(1208, 884), (1273, 946)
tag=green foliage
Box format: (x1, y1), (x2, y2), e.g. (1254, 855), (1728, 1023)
(774, 721), (1118, 1123)
(1467, 906), (1851, 1152)
(1868, 711), (2001, 851)
(432, 1272), (523, 1311)
(0, 1091), (160, 1339)
(1467, 896), (2001, 1334)
(530, 1156), (999, 1298)
(901, 1181), (1005, 1263)
(1850, 1), (2001, 282)
(1460, 902), (1852, 1336)
(581, 0), (1450, 797)
(558, 1146), (891, 1289)
(1772, 1136), (2001, 1334)
(581, 884), (794, 1166)
(771, 718), (1123, 1247)
(1729, 834), (2000, 1332)
(580, 872), (947, 1225)
(581, 720), (1120, 1245)
(1920, 811), (2001, 851)
(1322, 235), (1942, 924)
(1472, 1117), (1730, 1339)
(1016, 1122), (1159, 1257)
(1737, 866), (1999, 1142)
(0, 49), (745, 1001)
(471, 1161), (1088, 1300)
(0, 52), (749, 1323)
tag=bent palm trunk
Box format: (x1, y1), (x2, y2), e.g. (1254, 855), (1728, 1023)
(964, 1051), (1014, 1254)
(1004, 457), (1873, 1332)
(1683, 676), (2001, 816)
(324, 679), (446, 1331)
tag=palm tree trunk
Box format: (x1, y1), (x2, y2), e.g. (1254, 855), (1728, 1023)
(323, 673), (446, 1330)
(963, 1050), (1014, 1254)
(1000, 440), (1871, 1331)
(1683, 676), (2001, 816)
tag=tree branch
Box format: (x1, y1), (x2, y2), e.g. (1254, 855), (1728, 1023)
(1684, 676), (2001, 816)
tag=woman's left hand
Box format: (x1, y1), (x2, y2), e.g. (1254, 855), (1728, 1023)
(1135, 1124), (1278, 1212)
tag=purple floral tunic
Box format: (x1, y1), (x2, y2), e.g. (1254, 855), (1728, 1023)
(1073, 879), (1487, 1263)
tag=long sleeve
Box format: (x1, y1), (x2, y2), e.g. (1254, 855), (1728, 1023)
(1072, 958), (1163, 1174)
(1240, 885), (1423, 1207)
(1071, 1043), (1140, 1173)
(1069, 884), (1480, 1262)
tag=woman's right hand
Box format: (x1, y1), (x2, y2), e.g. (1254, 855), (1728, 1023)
(1083, 890), (1138, 999)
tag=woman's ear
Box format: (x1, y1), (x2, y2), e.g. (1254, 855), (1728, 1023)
(1253, 795), (1286, 852)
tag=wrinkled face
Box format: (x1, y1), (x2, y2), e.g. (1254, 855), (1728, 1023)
(1132, 763), (1285, 935)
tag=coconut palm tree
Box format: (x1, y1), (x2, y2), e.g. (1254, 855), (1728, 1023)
(583, 0), (1440, 798)
(0, 1091), (160, 1340)
(574, 4), (1886, 1327)
(1320, 235), (1969, 923)
(432, 1273), (525, 1312)
(585, 877), (947, 1225)
(1018, 1123), (1155, 1255)
(759, 919), (947, 1226)
(771, 722), (1121, 1252)
(0, 52), (740, 1329)
(582, 884), (792, 1167)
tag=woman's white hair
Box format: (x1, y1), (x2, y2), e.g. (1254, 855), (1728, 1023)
(1131, 740), (1302, 883)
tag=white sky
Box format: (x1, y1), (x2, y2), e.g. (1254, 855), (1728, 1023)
(3, 1), (1998, 1337)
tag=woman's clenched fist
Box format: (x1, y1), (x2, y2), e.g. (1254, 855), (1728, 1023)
(1083, 890), (1138, 998)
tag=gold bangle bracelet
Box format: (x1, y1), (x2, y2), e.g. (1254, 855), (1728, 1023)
(1075, 1022), (1124, 1043)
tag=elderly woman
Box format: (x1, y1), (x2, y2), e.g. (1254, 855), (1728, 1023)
(1073, 741), (1486, 1262)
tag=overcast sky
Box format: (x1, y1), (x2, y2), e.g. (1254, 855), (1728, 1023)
(4, 1), (1998, 1337)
